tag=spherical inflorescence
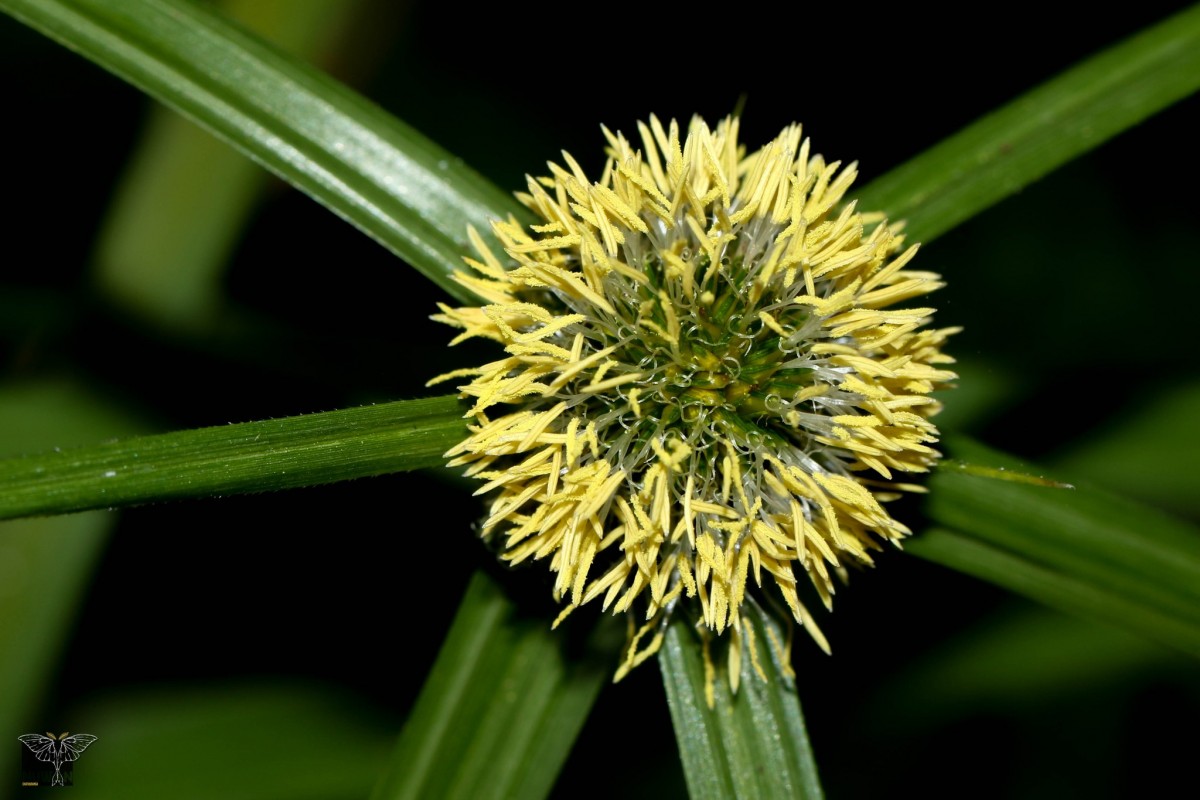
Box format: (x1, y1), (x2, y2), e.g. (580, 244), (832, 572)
(431, 115), (957, 678)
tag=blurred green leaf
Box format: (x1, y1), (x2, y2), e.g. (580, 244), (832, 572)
(917, 436), (1200, 658)
(1050, 380), (1200, 516)
(0, 382), (147, 450)
(94, 0), (371, 328)
(929, 357), (1021, 432)
(659, 604), (824, 800)
(856, 3), (1200, 242)
(1, 514), (109, 789)
(0, 380), (145, 788)
(370, 572), (617, 800)
(872, 603), (1173, 730)
(70, 682), (391, 800)
(0, 395), (467, 520)
(0, 0), (524, 305)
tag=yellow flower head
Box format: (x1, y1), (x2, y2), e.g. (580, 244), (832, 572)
(431, 115), (957, 679)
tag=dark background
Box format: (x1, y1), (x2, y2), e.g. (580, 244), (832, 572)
(2, 1), (1198, 797)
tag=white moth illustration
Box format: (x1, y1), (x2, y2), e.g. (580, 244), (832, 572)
(18, 732), (98, 786)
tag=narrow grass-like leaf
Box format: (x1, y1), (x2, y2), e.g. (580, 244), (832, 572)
(0, 0), (523, 304)
(0, 394), (468, 520)
(907, 528), (1200, 660)
(917, 436), (1200, 658)
(856, 4), (1200, 242)
(370, 571), (616, 800)
(659, 604), (824, 800)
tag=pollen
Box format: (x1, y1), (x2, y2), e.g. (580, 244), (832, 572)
(431, 115), (957, 680)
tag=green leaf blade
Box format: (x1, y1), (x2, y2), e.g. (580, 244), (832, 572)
(857, 3), (1200, 242)
(919, 436), (1200, 659)
(660, 605), (824, 800)
(370, 572), (616, 800)
(0, 395), (468, 520)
